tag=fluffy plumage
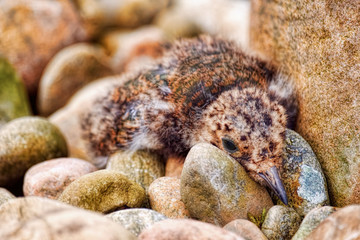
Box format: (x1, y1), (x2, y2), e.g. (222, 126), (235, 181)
(81, 36), (297, 201)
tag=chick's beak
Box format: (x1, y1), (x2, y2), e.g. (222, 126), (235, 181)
(259, 166), (288, 205)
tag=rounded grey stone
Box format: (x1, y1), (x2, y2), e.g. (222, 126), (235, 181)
(107, 208), (167, 236)
(0, 188), (15, 207)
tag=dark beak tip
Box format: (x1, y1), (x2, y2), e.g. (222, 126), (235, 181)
(259, 166), (288, 205)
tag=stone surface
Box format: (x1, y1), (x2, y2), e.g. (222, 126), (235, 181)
(0, 0), (88, 95)
(0, 57), (31, 128)
(261, 205), (301, 240)
(280, 129), (329, 216)
(148, 177), (190, 219)
(305, 205), (360, 240)
(101, 26), (167, 73)
(23, 158), (97, 199)
(107, 208), (167, 236)
(0, 188), (15, 207)
(106, 150), (164, 193)
(292, 206), (337, 240)
(38, 43), (114, 116)
(223, 219), (268, 240)
(49, 76), (124, 168)
(165, 156), (184, 177)
(138, 219), (245, 240)
(0, 197), (136, 240)
(181, 143), (273, 226)
(250, 0), (360, 207)
(58, 169), (147, 213)
(0, 117), (68, 186)
(76, 0), (170, 31)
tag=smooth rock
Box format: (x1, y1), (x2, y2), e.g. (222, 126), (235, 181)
(181, 143), (273, 226)
(165, 156), (184, 177)
(224, 219), (268, 240)
(76, 0), (170, 30)
(0, 197), (136, 240)
(0, 117), (68, 186)
(292, 206), (337, 240)
(139, 219), (245, 240)
(101, 26), (167, 73)
(0, 188), (15, 207)
(251, 0), (360, 207)
(305, 205), (360, 240)
(23, 158), (97, 199)
(49, 76), (124, 168)
(38, 43), (114, 116)
(0, 0), (88, 95)
(281, 129), (329, 216)
(106, 150), (164, 193)
(0, 57), (31, 127)
(149, 177), (190, 219)
(58, 169), (147, 213)
(107, 208), (167, 236)
(261, 205), (301, 240)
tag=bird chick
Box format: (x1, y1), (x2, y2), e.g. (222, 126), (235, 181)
(81, 36), (297, 204)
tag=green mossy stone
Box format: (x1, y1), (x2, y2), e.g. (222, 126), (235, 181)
(0, 117), (68, 186)
(0, 57), (31, 127)
(58, 170), (147, 213)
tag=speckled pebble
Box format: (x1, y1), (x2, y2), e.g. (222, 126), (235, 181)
(148, 177), (190, 219)
(0, 117), (68, 186)
(107, 208), (167, 236)
(58, 169), (147, 213)
(23, 158), (97, 199)
(106, 150), (164, 193)
(181, 143), (273, 226)
(138, 219), (245, 240)
(223, 219), (268, 240)
(0, 188), (15, 207)
(281, 129), (329, 216)
(261, 205), (301, 240)
(0, 197), (136, 240)
(292, 206), (337, 240)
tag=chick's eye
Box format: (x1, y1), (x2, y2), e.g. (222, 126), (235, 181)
(221, 138), (238, 153)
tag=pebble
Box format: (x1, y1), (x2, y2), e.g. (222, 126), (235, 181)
(58, 169), (147, 213)
(223, 219), (268, 240)
(305, 205), (360, 240)
(281, 129), (329, 216)
(23, 158), (97, 199)
(292, 206), (337, 240)
(138, 218), (245, 240)
(148, 177), (190, 219)
(261, 205), (301, 240)
(0, 0), (88, 95)
(165, 156), (184, 177)
(101, 26), (167, 73)
(106, 150), (164, 193)
(0, 197), (136, 240)
(107, 208), (167, 236)
(0, 117), (68, 186)
(38, 43), (114, 116)
(76, 0), (170, 31)
(181, 143), (273, 226)
(49, 76), (122, 168)
(0, 188), (15, 207)
(0, 57), (31, 128)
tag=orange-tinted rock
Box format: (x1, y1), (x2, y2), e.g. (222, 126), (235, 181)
(165, 156), (184, 177)
(38, 43), (114, 116)
(181, 143), (273, 226)
(23, 158), (97, 199)
(0, 0), (88, 95)
(148, 177), (190, 219)
(250, 0), (360, 207)
(223, 219), (267, 240)
(305, 205), (360, 240)
(138, 219), (245, 240)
